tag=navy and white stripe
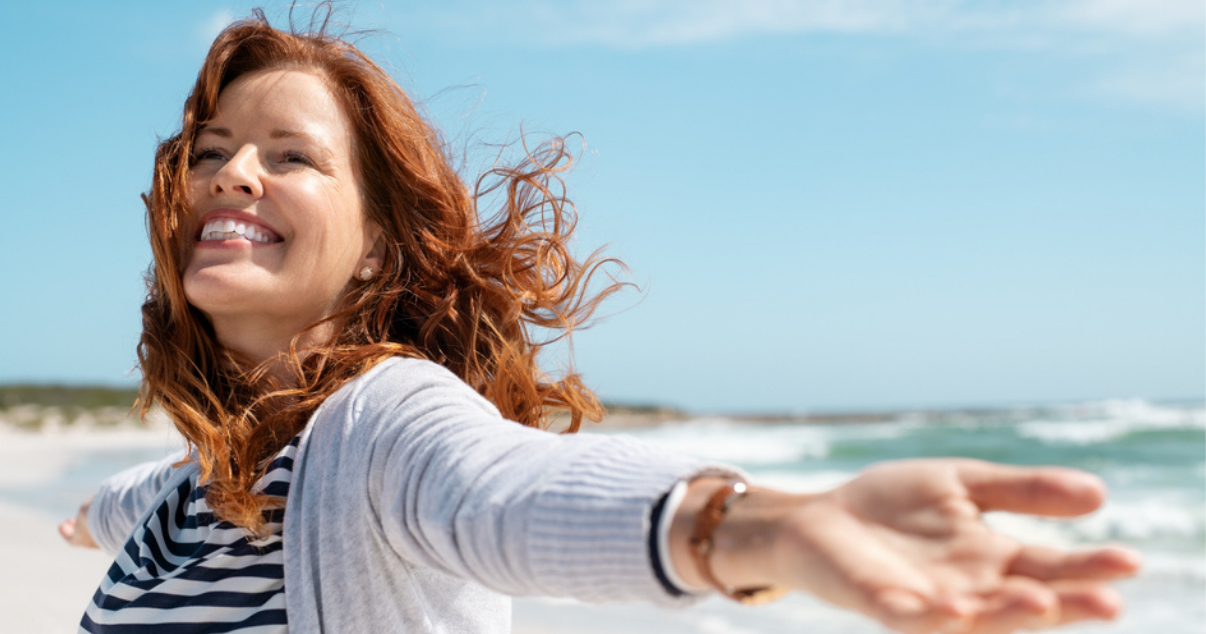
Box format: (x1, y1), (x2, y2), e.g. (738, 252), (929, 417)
(81, 436), (300, 633)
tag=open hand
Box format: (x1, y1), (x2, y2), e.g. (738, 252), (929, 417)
(59, 498), (99, 550)
(768, 459), (1140, 634)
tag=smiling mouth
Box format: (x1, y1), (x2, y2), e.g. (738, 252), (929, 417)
(199, 218), (282, 243)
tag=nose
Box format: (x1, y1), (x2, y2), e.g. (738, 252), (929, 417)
(209, 146), (263, 199)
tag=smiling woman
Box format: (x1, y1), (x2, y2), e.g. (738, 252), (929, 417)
(59, 7), (1140, 634)
(184, 69), (381, 366)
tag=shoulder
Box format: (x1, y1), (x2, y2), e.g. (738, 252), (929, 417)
(357, 356), (478, 392)
(351, 356), (499, 413)
(309, 356), (503, 436)
(289, 357), (517, 516)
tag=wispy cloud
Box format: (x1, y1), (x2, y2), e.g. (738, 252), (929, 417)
(403, 0), (1204, 109)
(1089, 49), (1205, 108)
(408, 0), (1201, 47)
(1046, 0), (1202, 37)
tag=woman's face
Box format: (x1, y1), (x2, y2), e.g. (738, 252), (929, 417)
(183, 69), (382, 352)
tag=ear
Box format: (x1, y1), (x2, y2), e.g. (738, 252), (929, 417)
(360, 222), (387, 272)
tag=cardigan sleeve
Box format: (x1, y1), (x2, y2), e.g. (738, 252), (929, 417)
(358, 359), (738, 605)
(86, 450), (187, 556)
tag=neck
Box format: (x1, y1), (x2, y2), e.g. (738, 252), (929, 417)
(208, 315), (337, 385)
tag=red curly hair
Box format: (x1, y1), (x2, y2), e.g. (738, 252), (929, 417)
(138, 10), (622, 534)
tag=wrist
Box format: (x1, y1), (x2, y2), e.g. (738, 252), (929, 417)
(668, 477), (726, 591)
(709, 485), (809, 591)
(669, 477), (808, 600)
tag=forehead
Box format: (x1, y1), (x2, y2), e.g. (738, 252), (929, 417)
(204, 69), (351, 146)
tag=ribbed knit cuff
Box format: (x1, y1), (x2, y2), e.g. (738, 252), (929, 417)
(525, 435), (739, 606)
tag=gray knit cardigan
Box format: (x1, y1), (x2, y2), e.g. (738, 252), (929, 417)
(88, 357), (725, 632)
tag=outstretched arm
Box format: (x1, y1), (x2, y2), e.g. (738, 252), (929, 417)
(669, 459), (1140, 634)
(59, 450), (188, 555)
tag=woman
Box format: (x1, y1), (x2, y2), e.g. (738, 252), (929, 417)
(61, 12), (1139, 634)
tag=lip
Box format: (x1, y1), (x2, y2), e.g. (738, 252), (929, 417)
(194, 209), (284, 247)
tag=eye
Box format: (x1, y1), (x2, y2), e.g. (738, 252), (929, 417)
(190, 147), (228, 165)
(281, 151), (315, 167)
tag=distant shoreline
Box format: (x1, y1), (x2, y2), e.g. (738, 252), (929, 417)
(2, 384), (1202, 433)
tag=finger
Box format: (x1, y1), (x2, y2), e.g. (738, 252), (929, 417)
(870, 588), (977, 634)
(956, 461), (1105, 517)
(1049, 581), (1125, 624)
(968, 576), (1060, 634)
(1009, 545), (1142, 582)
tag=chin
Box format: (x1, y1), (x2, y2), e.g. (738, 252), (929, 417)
(183, 271), (266, 317)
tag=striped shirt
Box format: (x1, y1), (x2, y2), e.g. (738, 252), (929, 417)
(80, 436), (300, 633)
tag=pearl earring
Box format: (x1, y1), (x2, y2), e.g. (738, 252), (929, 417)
(358, 267), (374, 281)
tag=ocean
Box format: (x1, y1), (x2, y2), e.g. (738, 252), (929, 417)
(5, 398), (1202, 633)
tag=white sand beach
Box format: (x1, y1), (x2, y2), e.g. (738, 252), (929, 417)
(1, 500), (116, 631)
(0, 424), (185, 632)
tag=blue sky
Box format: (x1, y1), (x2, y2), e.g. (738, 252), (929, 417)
(1, 1), (1202, 413)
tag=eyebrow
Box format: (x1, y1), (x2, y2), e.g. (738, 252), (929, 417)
(269, 129), (317, 142)
(196, 126), (323, 145)
(196, 125), (232, 138)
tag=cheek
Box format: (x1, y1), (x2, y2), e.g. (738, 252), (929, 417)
(325, 189), (371, 253)
(182, 187), (205, 237)
(186, 171), (207, 206)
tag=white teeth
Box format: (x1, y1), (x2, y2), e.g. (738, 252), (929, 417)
(199, 218), (276, 243)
